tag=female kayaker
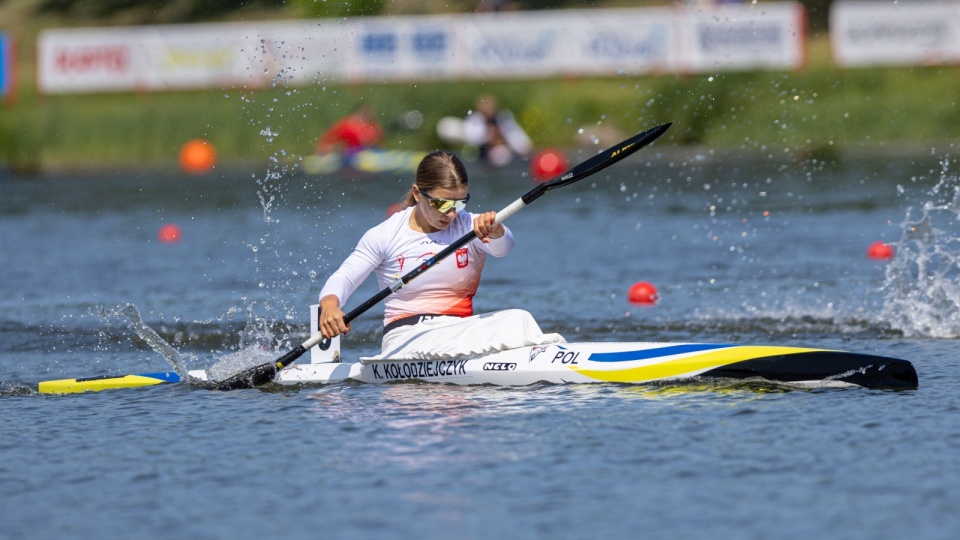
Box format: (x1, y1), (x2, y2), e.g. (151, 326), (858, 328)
(317, 150), (563, 359)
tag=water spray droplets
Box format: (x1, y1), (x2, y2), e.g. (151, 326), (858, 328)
(880, 160), (960, 337)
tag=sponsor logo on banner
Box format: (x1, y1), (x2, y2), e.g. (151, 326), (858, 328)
(831, 0), (960, 67)
(587, 27), (668, 61)
(160, 49), (232, 71)
(361, 32), (398, 56)
(55, 45), (131, 74)
(475, 32), (554, 64)
(412, 30), (447, 58)
(698, 24), (785, 51)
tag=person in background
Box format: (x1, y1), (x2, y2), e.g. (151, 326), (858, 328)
(462, 94), (533, 167)
(316, 102), (383, 155)
(318, 150), (563, 360)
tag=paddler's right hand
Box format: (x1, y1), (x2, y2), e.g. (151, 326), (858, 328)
(319, 294), (351, 338)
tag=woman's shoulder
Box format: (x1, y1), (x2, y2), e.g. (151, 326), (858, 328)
(359, 206), (413, 241)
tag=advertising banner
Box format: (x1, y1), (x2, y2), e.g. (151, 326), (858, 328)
(575, 9), (676, 76)
(339, 15), (460, 82)
(37, 28), (138, 92)
(831, 0), (960, 67)
(679, 2), (806, 72)
(36, 3), (807, 94)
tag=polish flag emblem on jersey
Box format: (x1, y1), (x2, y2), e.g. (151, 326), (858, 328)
(455, 248), (469, 268)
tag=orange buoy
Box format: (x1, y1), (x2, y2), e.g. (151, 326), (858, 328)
(179, 139), (217, 174)
(866, 241), (894, 261)
(628, 281), (658, 305)
(158, 223), (182, 244)
(530, 149), (568, 182)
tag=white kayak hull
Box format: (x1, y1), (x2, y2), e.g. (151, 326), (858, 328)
(188, 341), (919, 390)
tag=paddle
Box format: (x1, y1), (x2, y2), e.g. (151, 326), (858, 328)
(214, 122), (672, 390)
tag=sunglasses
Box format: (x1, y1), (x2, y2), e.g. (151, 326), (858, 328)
(420, 189), (470, 213)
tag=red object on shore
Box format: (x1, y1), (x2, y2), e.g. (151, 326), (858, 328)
(179, 139), (217, 174)
(867, 241), (894, 261)
(628, 281), (659, 305)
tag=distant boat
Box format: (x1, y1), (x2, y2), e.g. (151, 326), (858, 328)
(302, 148), (427, 175)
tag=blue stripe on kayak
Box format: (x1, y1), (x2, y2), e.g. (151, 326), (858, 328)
(138, 372), (182, 383)
(587, 343), (733, 363)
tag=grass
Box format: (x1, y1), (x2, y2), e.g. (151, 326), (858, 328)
(3, 34), (960, 172)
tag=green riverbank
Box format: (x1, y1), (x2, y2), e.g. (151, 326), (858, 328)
(2, 36), (959, 173)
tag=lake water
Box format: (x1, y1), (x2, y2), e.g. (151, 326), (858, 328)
(2, 144), (960, 539)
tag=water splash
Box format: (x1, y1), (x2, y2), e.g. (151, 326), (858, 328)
(105, 303), (191, 375)
(202, 303), (291, 382)
(106, 303), (290, 384)
(880, 158), (960, 338)
(241, 34), (324, 326)
(205, 348), (276, 382)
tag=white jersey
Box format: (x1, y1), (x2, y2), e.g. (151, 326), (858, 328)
(319, 206), (515, 327)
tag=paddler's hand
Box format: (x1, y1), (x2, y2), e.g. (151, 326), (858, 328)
(319, 294), (351, 338)
(473, 211), (504, 243)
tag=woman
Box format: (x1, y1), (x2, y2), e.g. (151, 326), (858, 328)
(318, 151), (563, 360)
(463, 94), (532, 167)
(315, 102), (383, 155)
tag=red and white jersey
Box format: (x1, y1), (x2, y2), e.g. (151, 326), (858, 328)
(319, 206), (515, 326)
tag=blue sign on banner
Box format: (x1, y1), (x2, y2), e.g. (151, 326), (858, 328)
(0, 32), (12, 99)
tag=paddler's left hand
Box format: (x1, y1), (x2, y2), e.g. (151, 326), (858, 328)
(473, 211), (504, 243)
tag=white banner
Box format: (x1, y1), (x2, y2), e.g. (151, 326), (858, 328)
(679, 2), (806, 72)
(38, 28), (139, 92)
(575, 9), (676, 76)
(37, 4), (806, 94)
(831, 0), (960, 67)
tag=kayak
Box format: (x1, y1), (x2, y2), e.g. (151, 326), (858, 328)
(301, 148), (426, 175)
(38, 340), (918, 394)
(187, 341), (917, 390)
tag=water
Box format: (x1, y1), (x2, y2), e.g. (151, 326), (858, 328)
(2, 148), (960, 539)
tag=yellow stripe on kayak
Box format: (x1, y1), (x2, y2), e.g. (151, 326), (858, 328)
(571, 346), (822, 383)
(38, 374), (174, 394)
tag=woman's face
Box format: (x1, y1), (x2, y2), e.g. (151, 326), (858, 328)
(414, 184), (469, 232)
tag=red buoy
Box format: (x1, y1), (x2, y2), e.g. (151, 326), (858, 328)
(867, 241), (894, 261)
(158, 223), (182, 244)
(530, 149), (568, 182)
(179, 139), (217, 174)
(628, 281), (658, 305)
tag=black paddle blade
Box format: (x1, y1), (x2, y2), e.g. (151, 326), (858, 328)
(528, 122), (671, 199)
(210, 345), (307, 390)
(212, 363), (278, 391)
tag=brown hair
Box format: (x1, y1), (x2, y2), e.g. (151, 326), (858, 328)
(400, 151), (469, 208)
